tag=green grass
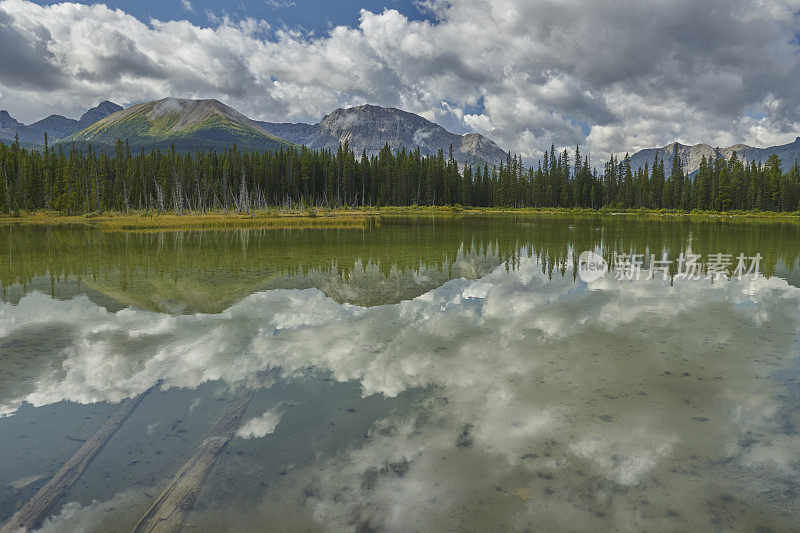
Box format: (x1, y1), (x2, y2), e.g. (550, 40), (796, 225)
(3, 207), (797, 234)
(0, 210), (378, 231)
(369, 205), (800, 219)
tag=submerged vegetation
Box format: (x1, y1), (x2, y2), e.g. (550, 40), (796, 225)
(0, 138), (799, 218)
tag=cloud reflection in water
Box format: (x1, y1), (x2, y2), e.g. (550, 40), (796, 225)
(1, 252), (799, 530)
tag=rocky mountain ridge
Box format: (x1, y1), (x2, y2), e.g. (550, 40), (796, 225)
(629, 138), (800, 175)
(259, 104), (508, 169)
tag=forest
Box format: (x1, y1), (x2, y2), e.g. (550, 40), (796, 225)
(1, 137), (799, 214)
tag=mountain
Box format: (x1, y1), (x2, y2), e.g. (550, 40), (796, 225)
(722, 137), (800, 172)
(77, 101), (123, 128)
(0, 110), (23, 137)
(629, 137), (800, 175)
(0, 101), (122, 145)
(259, 104), (508, 169)
(64, 98), (291, 152)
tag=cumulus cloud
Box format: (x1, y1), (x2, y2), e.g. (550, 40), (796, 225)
(1, 0), (800, 160)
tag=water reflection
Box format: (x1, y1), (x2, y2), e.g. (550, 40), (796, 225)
(0, 216), (799, 531)
(2, 215), (800, 312)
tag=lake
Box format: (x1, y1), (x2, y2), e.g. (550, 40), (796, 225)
(1, 215), (799, 532)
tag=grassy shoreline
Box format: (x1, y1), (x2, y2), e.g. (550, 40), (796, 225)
(0, 210), (379, 231)
(0, 206), (798, 231)
(374, 205), (800, 218)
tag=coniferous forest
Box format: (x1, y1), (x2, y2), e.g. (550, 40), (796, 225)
(1, 137), (799, 214)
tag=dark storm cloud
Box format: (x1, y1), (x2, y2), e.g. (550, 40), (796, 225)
(72, 30), (168, 83)
(0, 8), (66, 90)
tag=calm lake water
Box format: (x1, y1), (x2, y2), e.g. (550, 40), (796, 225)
(0, 215), (799, 532)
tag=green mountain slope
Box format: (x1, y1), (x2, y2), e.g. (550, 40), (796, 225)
(63, 98), (292, 152)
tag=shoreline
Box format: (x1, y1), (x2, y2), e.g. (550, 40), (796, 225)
(376, 206), (800, 218)
(0, 211), (379, 231)
(0, 206), (798, 231)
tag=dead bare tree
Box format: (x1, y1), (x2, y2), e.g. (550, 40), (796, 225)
(123, 180), (131, 214)
(153, 179), (165, 214)
(172, 172), (183, 215)
(238, 168), (250, 214)
(2, 166), (10, 214)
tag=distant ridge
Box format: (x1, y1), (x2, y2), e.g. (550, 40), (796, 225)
(629, 138), (800, 175)
(0, 101), (122, 145)
(259, 104), (508, 169)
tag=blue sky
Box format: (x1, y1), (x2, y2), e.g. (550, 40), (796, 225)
(32, 0), (431, 35)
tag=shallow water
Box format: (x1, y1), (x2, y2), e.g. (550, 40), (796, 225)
(0, 215), (799, 532)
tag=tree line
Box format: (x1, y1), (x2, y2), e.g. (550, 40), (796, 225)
(0, 136), (799, 214)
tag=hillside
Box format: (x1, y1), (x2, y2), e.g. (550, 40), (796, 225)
(64, 98), (292, 153)
(260, 104), (508, 169)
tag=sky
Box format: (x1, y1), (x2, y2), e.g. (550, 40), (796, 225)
(2, 0), (800, 161)
(30, 0), (432, 36)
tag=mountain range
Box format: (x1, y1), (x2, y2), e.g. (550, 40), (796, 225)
(628, 138), (800, 175)
(3, 97), (800, 173)
(0, 98), (507, 168)
(0, 101), (122, 146)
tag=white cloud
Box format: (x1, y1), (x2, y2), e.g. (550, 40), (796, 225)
(180, 0), (193, 13)
(237, 407), (284, 438)
(1, 0), (800, 160)
(266, 0), (296, 8)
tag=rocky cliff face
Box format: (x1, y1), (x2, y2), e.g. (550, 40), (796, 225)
(260, 104), (508, 169)
(0, 101), (122, 144)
